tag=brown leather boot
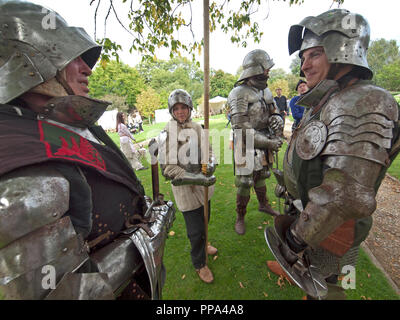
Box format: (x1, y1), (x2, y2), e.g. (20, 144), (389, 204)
(196, 265), (214, 283)
(255, 186), (280, 217)
(235, 195), (250, 235)
(266, 260), (295, 285)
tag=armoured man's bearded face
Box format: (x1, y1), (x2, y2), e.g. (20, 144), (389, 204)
(248, 69), (270, 90)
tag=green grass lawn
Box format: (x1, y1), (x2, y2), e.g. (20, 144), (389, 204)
(133, 115), (399, 300)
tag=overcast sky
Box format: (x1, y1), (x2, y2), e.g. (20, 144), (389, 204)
(30, 0), (400, 75)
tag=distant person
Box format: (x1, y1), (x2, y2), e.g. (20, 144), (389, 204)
(116, 112), (147, 171)
(274, 88), (289, 123)
(289, 79), (309, 131)
(134, 111), (144, 132)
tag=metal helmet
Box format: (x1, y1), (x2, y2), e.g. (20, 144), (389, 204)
(288, 9), (372, 79)
(0, 1), (102, 104)
(237, 49), (275, 83)
(168, 89), (193, 115)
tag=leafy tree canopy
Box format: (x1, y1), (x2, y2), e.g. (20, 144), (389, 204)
(91, 0), (344, 63)
(210, 69), (237, 98)
(88, 60), (146, 110)
(367, 38), (400, 91)
(136, 86), (162, 122)
(137, 56), (204, 107)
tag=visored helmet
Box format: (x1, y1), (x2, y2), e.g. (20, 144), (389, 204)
(0, 1), (101, 103)
(168, 89), (193, 114)
(237, 49), (275, 83)
(288, 9), (372, 79)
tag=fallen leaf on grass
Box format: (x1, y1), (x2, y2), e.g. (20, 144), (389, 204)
(267, 272), (272, 280)
(239, 282), (245, 288)
(181, 274), (186, 280)
(213, 255), (218, 261)
(277, 275), (285, 288)
(257, 226), (263, 230)
(263, 292), (268, 298)
(169, 231), (175, 236)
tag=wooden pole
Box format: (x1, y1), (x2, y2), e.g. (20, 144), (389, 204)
(203, 0), (210, 265)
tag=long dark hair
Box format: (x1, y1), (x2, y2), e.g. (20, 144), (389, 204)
(116, 112), (125, 132)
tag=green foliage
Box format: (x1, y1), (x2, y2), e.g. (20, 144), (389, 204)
(367, 38), (400, 91)
(92, 0), (338, 64)
(269, 78), (290, 98)
(395, 94), (400, 104)
(290, 56), (301, 76)
(375, 61), (400, 91)
(268, 68), (299, 98)
(137, 56), (204, 107)
(101, 94), (130, 113)
(88, 60), (146, 108)
(210, 69), (237, 98)
(136, 86), (162, 121)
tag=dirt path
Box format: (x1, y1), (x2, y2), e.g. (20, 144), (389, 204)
(364, 174), (400, 293)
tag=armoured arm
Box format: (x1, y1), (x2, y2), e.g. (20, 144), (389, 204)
(253, 131), (283, 151)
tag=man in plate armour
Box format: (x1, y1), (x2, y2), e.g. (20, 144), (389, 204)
(265, 9), (400, 299)
(0, 1), (175, 300)
(227, 49), (284, 235)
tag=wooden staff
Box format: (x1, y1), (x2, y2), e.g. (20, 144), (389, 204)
(203, 0), (210, 265)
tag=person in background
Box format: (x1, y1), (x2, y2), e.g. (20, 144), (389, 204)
(116, 112), (148, 171)
(289, 79), (309, 132)
(135, 110), (144, 132)
(160, 89), (218, 283)
(274, 88), (289, 124)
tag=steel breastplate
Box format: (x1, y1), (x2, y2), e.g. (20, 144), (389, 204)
(248, 99), (271, 130)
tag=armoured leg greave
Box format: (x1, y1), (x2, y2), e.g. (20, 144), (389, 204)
(235, 194), (250, 235)
(254, 185), (279, 217)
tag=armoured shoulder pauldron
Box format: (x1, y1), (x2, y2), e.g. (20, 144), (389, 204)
(228, 84), (261, 116)
(320, 83), (399, 166)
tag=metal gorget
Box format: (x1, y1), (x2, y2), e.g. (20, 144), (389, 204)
(37, 95), (110, 128)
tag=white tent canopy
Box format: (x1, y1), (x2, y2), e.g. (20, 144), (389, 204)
(197, 96), (227, 115)
(97, 109), (118, 131)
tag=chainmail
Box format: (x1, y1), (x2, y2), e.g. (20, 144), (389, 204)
(307, 246), (360, 278)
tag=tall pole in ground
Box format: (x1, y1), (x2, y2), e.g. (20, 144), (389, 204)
(203, 0), (210, 265)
